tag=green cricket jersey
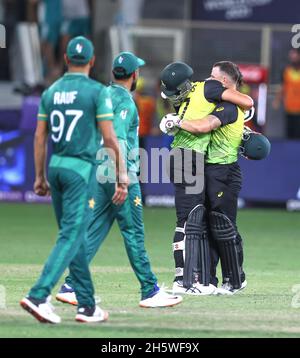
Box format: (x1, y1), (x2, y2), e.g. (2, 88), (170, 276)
(38, 72), (114, 164)
(97, 83), (139, 181)
(206, 102), (244, 164)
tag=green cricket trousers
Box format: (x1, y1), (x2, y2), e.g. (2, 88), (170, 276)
(66, 182), (157, 299)
(29, 156), (95, 308)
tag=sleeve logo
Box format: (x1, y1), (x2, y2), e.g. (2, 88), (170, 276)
(120, 109), (128, 120)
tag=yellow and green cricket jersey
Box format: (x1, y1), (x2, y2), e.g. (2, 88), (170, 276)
(206, 102), (244, 164)
(171, 80), (226, 154)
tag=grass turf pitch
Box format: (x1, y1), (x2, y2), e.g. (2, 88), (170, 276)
(0, 203), (300, 338)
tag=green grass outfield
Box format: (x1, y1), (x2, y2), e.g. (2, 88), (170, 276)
(0, 203), (300, 338)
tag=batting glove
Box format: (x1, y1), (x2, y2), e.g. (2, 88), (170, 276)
(159, 113), (182, 136)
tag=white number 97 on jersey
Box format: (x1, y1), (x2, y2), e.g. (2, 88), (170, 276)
(50, 110), (83, 142)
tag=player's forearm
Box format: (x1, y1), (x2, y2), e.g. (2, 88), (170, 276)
(99, 121), (127, 180)
(180, 115), (220, 134)
(34, 134), (47, 179)
(103, 136), (127, 181)
(180, 119), (210, 134)
(222, 89), (254, 110)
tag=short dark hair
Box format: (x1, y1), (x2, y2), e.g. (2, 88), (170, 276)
(213, 61), (243, 88)
(112, 67), (133, 80)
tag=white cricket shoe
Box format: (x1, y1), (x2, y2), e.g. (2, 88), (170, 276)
(172, 280), (188, 294)
(216, 280), (247, 295)
(186, 282), (216, 296)
(75, 305), (109, 323)
(20, 296), (61, 324)
(172, 280), (216, 296)
(56, 284), (102, 306)
(56, 284), (78, 306)
(139, 288), (183, 308)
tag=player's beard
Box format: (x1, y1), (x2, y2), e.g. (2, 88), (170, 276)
(131, 79), (137, 92)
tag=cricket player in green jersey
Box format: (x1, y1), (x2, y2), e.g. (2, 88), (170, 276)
(57, 52), (182, 308)
(20, 36), (128, 324)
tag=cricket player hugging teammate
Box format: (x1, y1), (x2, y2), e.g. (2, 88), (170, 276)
(160, 61), (270, 296)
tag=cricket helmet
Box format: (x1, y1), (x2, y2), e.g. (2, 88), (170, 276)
(160, 62), (194, 105)
(240, 127), (271, 160)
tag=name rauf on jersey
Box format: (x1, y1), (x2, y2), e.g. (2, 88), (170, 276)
(53, 91), (78, 105)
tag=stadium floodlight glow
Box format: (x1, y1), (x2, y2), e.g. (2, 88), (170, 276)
(257, 83), (267, 126)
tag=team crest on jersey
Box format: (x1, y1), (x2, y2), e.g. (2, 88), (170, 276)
(76, 44), (83, 53)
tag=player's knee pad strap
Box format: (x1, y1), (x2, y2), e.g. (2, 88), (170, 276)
(175, 226), (185, 234)
(209, 211), (242, 289)
(183, 205), (210, 288)
(173, 227), (185, 278)
(172, 240), (185, 251)
(173, 226), (185, 252)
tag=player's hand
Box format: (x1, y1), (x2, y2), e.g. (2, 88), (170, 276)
(34, 177), (50, 196)
(112, 173), (129, 205)
(159, 113), (181, 136)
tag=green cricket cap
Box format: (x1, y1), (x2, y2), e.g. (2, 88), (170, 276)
(112, 51), (145, 76)
(66, 36), (94, 65)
